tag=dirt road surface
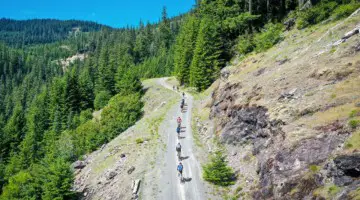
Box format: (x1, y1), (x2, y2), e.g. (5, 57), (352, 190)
(143, 78), (206, 200)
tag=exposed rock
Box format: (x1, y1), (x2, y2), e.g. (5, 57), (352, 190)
(127, 166), (135, 174)
(210, 82), (241, 120)
(220, 105), (284, 154)
(253, 68), (266, 76)
(221, 68), (231, 80)
(73, 160), (86, 169)
(284, 18), (296, 31)
(106, 171), (117, 180)
(315, 120), (348, 134)
(278, 88), (297, 100)
(332, 154), (360, 186)
(256, 133), (345, 198)
(277, 58), (289, 65)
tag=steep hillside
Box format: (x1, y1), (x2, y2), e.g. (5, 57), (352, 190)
(192, 9), (360, 199)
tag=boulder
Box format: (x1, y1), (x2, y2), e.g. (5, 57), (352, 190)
(334, 154), (360, 178)
(73, 160), (86, 169)
(106, 171), (117, 180)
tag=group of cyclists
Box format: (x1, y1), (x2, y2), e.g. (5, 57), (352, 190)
(176, 92), (186, 181)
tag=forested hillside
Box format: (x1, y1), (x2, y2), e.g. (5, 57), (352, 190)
(0, 8), (181, 199)
(0, 0), (359, 199)
(0, 18), (110, 47)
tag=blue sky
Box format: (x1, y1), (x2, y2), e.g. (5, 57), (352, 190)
(0, 0), (195, 28)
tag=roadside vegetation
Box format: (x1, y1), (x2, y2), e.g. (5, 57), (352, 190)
(203, 151), (235, 186)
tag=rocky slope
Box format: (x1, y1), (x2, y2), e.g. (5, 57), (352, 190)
(192, 9), (360, 200)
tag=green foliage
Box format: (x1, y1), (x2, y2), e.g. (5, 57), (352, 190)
(349, 119), (360, 129)
(101, 93), (143, 140)
(94, 90), (111, 110)
(344, 131), (360, 151)
(349, 109), (360, 118)
(115, 71), (143, 96)
(135, 138), (144, 144)
(309, 165), (321, 172)
(73, 120), (104, 156)
(254, 23), (284, 52)
(190, 17), (223, 91)
(332, 2), (360, 20)
(174, 15), (199, 85)
(79, 109), (93, 124)
(203, 151), (235, 186)
(237, 35), (255, 55)
(296, 1), (350, 29)
(0, 18), (108, 47)
(33, 157), (75, 200)
(0, 171), (38, 200)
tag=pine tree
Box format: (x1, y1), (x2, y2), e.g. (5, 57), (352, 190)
(174, 15), (199, 85)
(190, 17), (223, 91)
(2, 104), (26, 158)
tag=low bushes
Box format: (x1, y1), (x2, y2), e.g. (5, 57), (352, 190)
(237, 23), (283, 55)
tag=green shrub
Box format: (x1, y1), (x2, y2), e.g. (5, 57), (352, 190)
(349, 109), (360, 118)
(101, 93), (143, 140)
(79, 109), (93, 124)
(94, 90), (111, 110)
(309, 165), (320, 172)
(349, 119), (360, 129)
(297, 2), (338, 29)
(203, 151), (235, 186)
(237, 35), (254, 55)
(254, 23), (283, 52)
(332, 2), (360, 20)
(135, 138), (144, 144)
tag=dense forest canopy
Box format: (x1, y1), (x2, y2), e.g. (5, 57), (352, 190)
(0, 18), (111, 47)
(0, 0), (359, 198)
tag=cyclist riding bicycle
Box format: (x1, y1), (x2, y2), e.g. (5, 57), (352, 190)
(177, 162), (184, 181)
(176, 126), (181, 138)
(177, 117), (182, 125)
(176, 142), (182, 160)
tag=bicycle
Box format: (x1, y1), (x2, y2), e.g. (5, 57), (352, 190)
(177, 150), (181, 160)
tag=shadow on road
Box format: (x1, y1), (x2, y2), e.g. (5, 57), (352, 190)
(179, 156), (189, 161)
(182, 177), (192, 183)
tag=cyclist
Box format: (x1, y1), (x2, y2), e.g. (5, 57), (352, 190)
(176, 142), (182, 160)
(176, 126), (181, 138)
(177, 117), (182, 126)
(177, 162), (184, 181)
(182, 92), (185, 97)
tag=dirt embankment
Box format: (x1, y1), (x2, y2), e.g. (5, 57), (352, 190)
(192, 10), (360, 199)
